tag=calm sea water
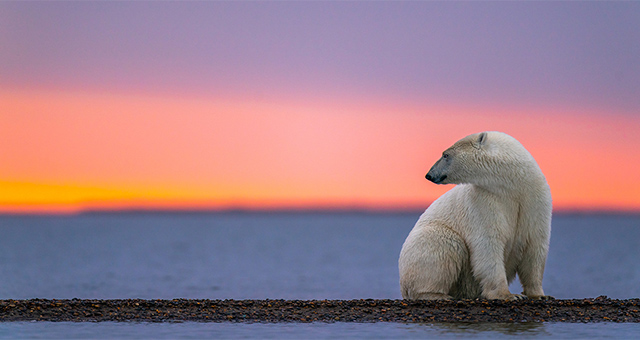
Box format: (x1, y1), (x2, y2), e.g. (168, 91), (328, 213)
(0, 212), (639, 338)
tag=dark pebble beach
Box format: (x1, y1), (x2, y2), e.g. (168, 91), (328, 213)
(1, 296), (639, 323)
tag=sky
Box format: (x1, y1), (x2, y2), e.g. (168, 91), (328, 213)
(1, 1), (639, 213)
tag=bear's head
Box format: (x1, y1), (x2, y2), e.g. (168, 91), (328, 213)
(425, 131), (532, 187)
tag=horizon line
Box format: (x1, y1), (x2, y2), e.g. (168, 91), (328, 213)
(1, 205), (639, 217)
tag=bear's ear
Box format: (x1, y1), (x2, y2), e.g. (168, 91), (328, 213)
(474, 132), (487, 149)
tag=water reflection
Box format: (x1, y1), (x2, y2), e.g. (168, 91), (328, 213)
(412, 322), (549, 337)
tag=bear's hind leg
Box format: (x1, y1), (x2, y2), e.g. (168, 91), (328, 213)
(399, 224), (468, 300)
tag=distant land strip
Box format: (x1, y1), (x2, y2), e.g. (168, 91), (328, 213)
(1, 297), (639, 323)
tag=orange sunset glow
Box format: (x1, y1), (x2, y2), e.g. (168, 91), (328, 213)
(2, 2), (639, 214)
(2, 87), (639, 214)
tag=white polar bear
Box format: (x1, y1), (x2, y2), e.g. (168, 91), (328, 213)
(399, 131), (552, 300)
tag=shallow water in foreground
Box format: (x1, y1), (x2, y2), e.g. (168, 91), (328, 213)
(2, 321), (640, 339)
(0, 212), (638, 338)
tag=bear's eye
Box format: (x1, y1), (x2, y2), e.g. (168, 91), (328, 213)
(442, 153), (449, 159)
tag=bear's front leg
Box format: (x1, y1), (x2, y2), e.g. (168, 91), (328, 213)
(518, 247), (553, 300)
(470, 237), (524, 300)
(483, 289), (526, 301)
(517, 221), (553, 300)
(480, 273), (526, 301)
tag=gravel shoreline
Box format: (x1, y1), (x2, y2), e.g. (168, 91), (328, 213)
(1, 296), (638, 323)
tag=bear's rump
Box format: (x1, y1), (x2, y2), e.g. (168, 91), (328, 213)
(399, 223), (481, 299)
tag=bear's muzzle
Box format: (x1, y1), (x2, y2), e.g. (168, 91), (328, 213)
(426, 173), (447, 184)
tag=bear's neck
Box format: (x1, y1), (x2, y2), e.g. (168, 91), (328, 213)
(472, 168), (547, 198)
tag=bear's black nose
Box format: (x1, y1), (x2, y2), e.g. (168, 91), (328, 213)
(426, 174), (446, 184)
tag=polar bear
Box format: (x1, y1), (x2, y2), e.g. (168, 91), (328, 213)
(399, 131), (552, 300)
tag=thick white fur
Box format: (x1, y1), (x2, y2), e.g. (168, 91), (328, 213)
(399, 131), (552, 300)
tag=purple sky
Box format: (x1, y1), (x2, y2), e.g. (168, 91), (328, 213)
(2, 1), (639, 113)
